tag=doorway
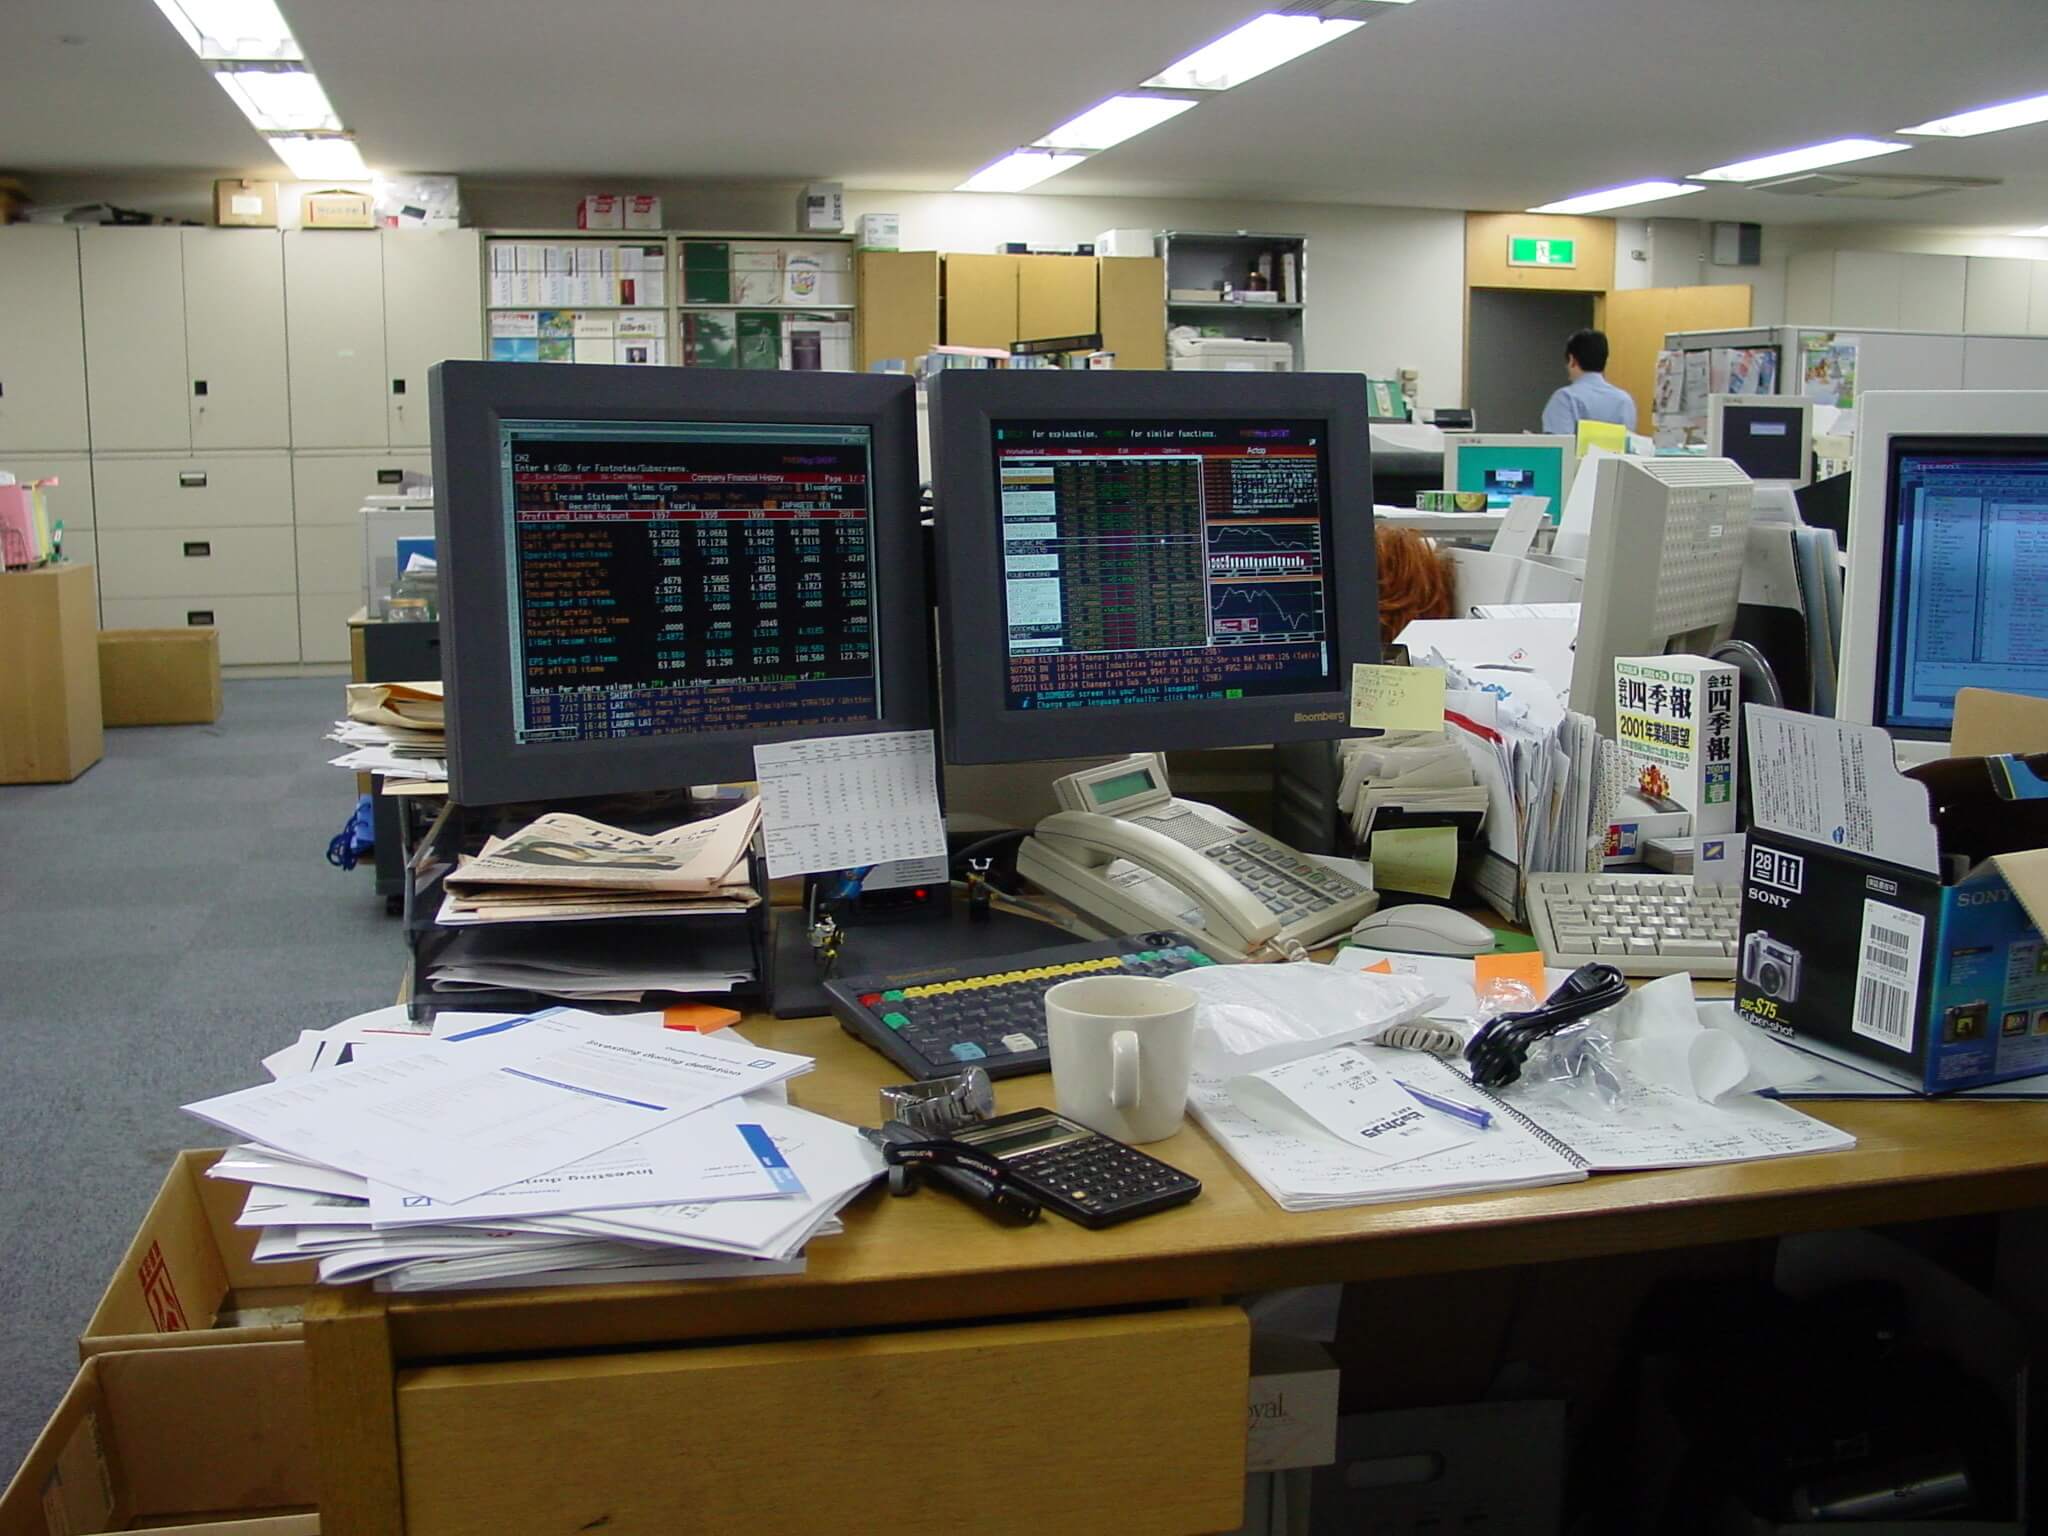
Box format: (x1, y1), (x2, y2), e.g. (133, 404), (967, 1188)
(1467, 288), (1596, 434)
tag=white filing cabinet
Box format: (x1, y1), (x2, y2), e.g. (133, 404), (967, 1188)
(285, 232), (390, 449)
(80, 228), (191, 452)
(95, 450), (299, 663)
(0, 227), (90, 453)
(183, 229), (291, 450)
(382, 231), (482, 448)
(3, 454), (97, 611)
(292, 449), (432, 661)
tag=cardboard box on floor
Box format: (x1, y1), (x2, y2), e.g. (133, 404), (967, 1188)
(81, 1151), (316, 1359)
(1736, 690), (2048, 1093)
(0, 563), (101, 783)
(0, 1343), (317, 1535)
(97, 628), (222, 727)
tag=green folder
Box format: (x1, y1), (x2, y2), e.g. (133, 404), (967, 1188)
(683, 313), (736, 369)
(682, 241), (731, 305)
(737, 311), (782, 370)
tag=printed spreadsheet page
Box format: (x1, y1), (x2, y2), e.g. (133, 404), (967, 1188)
(752, 729), (948, 877)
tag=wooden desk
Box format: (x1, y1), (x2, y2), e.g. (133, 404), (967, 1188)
(307, 1008), (2048, 1536)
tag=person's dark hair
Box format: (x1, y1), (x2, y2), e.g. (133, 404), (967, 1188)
(1565, 329), (1610, 372)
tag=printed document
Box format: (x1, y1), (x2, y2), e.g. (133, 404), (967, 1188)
(752, 729), (947, 877)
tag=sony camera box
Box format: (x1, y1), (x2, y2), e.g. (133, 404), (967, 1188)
(1734, 696), (2048, 1093)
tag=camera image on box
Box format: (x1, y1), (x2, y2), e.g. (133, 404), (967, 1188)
(1742, 932), (1802, 1003)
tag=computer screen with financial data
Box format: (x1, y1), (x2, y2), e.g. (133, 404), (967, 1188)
(929, 369), (1378, 765)
(432, 363), (927, 805)
(501, 419), (881, 745)
(992, 418), (1338, 714)
(1878, 440), (2048, 734)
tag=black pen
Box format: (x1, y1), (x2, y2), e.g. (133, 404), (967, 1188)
(866, 1123), (1041, 1224)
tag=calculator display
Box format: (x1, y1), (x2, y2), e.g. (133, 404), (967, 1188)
(956, 1112), (1092, 1160)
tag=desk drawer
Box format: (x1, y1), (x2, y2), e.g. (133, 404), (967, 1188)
(98, 526), (297, 598)
(396, 1305), (1247, 1536)
(93, 452), (293, 530)
(101, 595), (299, 665)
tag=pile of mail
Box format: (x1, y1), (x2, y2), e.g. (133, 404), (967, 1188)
(1337, 731), (1488, 846)
(329, 681), (446, 785)
(438, 801), (762, 928)
(190, 1006), (884, 1293)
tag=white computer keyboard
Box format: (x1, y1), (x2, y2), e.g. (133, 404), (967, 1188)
(1525, 872), (1739, 979)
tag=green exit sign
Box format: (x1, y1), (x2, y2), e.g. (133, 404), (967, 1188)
(1508, 235), (1576, 269)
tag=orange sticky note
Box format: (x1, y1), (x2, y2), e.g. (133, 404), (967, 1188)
(1473, 950), (1547, 996)
(1362, 958), (1395, 974)
(663, 1004), (742, 1033)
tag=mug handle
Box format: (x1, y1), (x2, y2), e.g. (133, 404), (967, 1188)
(1110, 1030), (1141, 1111)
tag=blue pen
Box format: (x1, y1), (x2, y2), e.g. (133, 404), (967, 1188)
(1395, 1078), (1492, 1130)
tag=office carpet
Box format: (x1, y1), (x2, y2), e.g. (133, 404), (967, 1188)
(0, 677), (396, 1481)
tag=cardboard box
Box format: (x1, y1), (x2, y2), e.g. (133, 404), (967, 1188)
(798, 180), (845, 232)
(1735, 693), (2048, 1093)
(1246, 1337), (1339, 1474)
(623, 193), (663, 229)
(214, 178), (279, 228)
(0, 1343), (317, 1534)
(0, 563), (102, 783)
(98, 628), (223, 727)
(1097, 227), (1158, 258)
(1615, 654), (1738, 836)
(578, 193), (623, 230)
(82, 1150), (316, 1359)
(858, 212), (900, 250)
(300, 188), (373, 229)
(1310, 1400), (1565, 1535)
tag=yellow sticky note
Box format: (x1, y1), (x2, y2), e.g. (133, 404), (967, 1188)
(1349, 663), (1445, 732)
(1369, 826), (1459, 900)
(1576, 419), (1628, 457)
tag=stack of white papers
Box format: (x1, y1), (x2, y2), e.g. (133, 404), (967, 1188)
(191, 1008), (884, 1292)
(327, 720), (447, 783)
(423, 923), (757, 1002)
(1335, 731), (1489, 845)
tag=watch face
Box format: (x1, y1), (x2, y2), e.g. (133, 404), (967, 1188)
(955, 1112), (1093, 1160)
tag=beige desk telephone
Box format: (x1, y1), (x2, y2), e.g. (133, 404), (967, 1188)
(1016, 754), (1379, 962)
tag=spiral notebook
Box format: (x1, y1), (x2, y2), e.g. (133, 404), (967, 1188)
(1190, 1046), (1855, 1213)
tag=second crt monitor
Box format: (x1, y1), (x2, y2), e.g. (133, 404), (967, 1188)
(929, 369), (1380, 766)
(1442, 433), (1576, 516)
(1709, 394), (1813, 489)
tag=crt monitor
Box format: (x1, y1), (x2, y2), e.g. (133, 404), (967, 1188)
(1567, 455), (1756, 738)
(928, 370), (1379, 766)
(1709, 394), (1813, 489)
(1839, 389), (2048, 755)
(430, 361), (929, 806)
(1442, 433), (1576, 515)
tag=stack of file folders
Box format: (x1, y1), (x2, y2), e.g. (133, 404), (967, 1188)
(189, 1006), (884, 1293)
(328, 680), (447, 784)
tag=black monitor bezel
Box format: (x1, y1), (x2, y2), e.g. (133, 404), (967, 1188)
(1874, 431), (2048, 739)
(929, 369), (1379, 766)
(430, 361), (929, 807)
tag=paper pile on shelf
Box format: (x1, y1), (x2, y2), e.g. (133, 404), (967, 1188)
(436, 801), (763, 929)
(191, 1006), (883, 1292)
(425, 922), (757, 1000)
(329, 680), (447, 783)
(1336, 731), (1489, 845)
(1398, 623), (1605, 921)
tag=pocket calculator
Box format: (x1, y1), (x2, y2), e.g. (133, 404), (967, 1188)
(949, 1109), (1202, 1229)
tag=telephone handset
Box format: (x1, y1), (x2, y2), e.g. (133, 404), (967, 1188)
(1016, 754), (1379, 963)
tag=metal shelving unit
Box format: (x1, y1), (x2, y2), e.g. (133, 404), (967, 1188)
(1159, 230), (1309, 369)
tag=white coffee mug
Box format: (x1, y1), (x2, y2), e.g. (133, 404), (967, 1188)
(1044, 974), (1199, 1145)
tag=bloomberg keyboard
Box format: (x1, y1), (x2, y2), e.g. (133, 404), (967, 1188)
(824, 932), (1218, 1081)
(1525, 872), (1739, 979)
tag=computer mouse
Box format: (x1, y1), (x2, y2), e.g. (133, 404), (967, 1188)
(1351, 905), (1494, 957)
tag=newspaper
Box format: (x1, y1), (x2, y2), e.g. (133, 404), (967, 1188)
(445, 800), (762, 896)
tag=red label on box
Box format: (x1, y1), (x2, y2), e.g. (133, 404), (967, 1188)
(138, 1240), (188, 1332)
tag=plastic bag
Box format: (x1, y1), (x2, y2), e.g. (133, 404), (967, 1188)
(1179, 964), (1442, 1074)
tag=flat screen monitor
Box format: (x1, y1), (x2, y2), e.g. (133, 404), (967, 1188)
(929, 370), (1379, 765)
(1443, 434), (1575, 516)
(431, 362), (929, 805)
(1709, 394), (1813, 489)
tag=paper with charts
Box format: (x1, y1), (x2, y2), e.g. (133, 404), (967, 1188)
(752, 729), (948, 877)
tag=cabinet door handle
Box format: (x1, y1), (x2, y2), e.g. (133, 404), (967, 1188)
(178, 471), (208, 488)
(193, 380), (209, 397)
(183, 541), (211, 558)
(376, 468), (404, 485)
(187, 609), (215, 626)
(391, 378), (406, 396)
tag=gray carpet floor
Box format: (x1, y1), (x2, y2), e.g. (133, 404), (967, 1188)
(0, 677), (397, 1482)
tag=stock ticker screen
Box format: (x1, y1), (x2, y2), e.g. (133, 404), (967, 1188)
(500, 419), (882, 745)
(992, 418), (1339, 713)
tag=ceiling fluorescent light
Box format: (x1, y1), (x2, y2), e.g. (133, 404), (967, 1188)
(1900, 92), (2048, 138)
(1526, 181), (1703, 215)
(215, 66), (340, 133)
(150, 0), (301, 60)
(1692, 138), (1909, 182)
(956, 150), (1086, 193)
(268, 135), (370, 181)
(1036, 95), (1198, 151)
(1143, 14), (1365, 92)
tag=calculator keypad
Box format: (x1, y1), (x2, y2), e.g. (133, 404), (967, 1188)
(1005, 1135), (1200, 1226)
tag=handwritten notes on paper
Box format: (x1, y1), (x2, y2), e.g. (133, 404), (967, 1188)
(1349, 664), (1446, 732)
(1369, 826), (1459, 899)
